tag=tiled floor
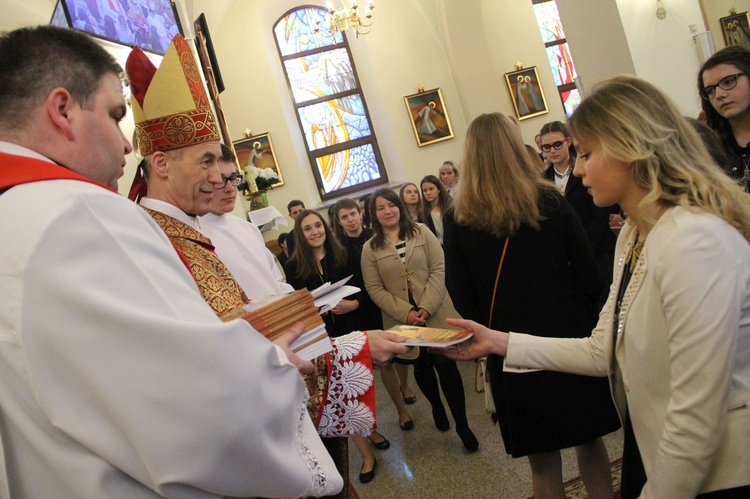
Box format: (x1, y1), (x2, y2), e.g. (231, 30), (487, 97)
(349, 360), (624, 498)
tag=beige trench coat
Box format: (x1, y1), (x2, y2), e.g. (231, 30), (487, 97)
(361, 224), (461, 329)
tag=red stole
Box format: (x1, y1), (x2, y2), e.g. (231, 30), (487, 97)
(0, 152), (113, 192)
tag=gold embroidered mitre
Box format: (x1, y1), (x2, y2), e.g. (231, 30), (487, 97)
(126, 35), (219, 157)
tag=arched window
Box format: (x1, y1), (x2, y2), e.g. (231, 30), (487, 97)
(532, 0), (582, 116)
(273, 6), (388, 200)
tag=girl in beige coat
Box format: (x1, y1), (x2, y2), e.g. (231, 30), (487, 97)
(362, 188), (478, 452)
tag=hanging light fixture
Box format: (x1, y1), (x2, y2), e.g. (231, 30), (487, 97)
(313, 0), (375, 38)
(656, 0), (667, 20)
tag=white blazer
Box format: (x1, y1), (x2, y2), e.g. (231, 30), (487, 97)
(505, 206), (750, 498)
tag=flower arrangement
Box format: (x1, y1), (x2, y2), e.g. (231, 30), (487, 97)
(250, 166), (281, 191)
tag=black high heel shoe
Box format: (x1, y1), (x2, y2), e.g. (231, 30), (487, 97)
(399, 418), (414, 431)
(432, 407), (450, 432)
(457, 426), (479, 452)
(367, 432), (390, 450)
(400, 387), (417, 405)
(359, 458), (377, 483)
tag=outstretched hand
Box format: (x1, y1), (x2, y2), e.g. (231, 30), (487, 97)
(430, 318), (509, 361)
(272, 322), (315, 375)
(366, 330), (411, 368)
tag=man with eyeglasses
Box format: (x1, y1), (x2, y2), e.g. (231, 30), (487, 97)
(199, 143), (295, 298)
(699, 46), (750, 192)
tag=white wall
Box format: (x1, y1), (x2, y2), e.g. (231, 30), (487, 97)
(615, 0), (707, 116)
(4, 0), (724, 234)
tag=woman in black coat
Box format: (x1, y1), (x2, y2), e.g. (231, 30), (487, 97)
(443, 113), (620, 498)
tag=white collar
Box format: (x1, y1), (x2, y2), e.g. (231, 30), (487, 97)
(139, 197), (200, 229)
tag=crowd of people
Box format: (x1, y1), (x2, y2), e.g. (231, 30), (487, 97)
(1, 23), (749, 499)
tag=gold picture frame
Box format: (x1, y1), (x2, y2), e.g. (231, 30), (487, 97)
(403, 88), (454, 147)
(720, 11), (750, 49)
(233, 132), (285, 188)
(504, 66), (549, 121)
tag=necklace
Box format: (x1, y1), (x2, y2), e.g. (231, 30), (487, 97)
(316, 256), (327, 284)
(628, 231), (645, 269)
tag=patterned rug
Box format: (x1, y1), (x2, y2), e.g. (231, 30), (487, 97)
(527, 458), (622, 499)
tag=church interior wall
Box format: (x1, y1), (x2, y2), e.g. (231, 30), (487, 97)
(3, 0), (741, 236)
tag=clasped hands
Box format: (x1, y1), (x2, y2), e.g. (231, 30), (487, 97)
(407, 307), (430, 326)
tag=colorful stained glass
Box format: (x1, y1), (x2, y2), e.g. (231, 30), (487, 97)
(545, 43), (577, 86)
(532, 1), (565, 44)
(561, 88), (582, 117)
(315, 144), (380, 195)
(274, 7), (387, 198)
(284, 49), (356, 104)
(274, 7), (344, 56)
(297, 95), (371, 151)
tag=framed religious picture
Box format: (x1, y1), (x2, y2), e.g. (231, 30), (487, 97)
(504, 66), (549, 121)
(403, 88), (454, 147)
(720, 11), (750, 49)
(233, 133), (285, 189)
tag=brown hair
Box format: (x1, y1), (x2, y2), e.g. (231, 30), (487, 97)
(369, 188), (418, 250)
(454, 112), (556, 237)
(287, 210), (348, 278)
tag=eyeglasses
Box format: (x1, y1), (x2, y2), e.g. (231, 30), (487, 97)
(217, 174), (242, 189)
(699, 72), (746, 100)
(541, 140), (567, 152)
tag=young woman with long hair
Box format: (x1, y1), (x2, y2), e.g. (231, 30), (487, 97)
(399, 182), (422, 223)
(420, 174), (452, 244)
(361, 189), (478, 452)
(443, 113), (620, 498)
(331, 198), (417, 431)
(440, 76), (750, 498)
(698, 45), (750, 191)
(284, 209), (388, 484)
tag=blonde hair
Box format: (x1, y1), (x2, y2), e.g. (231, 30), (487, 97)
(454, 112), (556, 237)
(569, 75), (750, 242)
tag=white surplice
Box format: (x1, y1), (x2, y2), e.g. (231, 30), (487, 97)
(199, 212), (294, 299)
(0, 143), (342, 498)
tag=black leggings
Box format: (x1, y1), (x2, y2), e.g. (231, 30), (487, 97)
(411, 347), (469, 429)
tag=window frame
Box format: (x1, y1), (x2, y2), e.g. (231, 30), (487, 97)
(273, 6), (388, 201)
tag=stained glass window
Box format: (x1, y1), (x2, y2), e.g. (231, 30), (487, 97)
(274, 7), (387, 199)
(532, 0), (581, 116)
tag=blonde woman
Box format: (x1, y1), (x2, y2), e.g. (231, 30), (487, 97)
(439, 76), (750, 498)
(443, 113), (619, 498)
(438, 161), (459, 197)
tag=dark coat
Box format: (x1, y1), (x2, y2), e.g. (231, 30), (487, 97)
(542, 166), (616, 257)
(284, 249), (370, 337)
(337, 229), (383, 330)
(443, 190), (620, 457)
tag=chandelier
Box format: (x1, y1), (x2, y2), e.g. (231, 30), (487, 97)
(314, 0), (375, 38)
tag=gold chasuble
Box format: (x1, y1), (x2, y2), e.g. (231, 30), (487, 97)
(143, 208), (332, 422)
(143, 208), (249, 316)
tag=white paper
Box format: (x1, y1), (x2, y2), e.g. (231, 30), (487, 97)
(311, 276), (359, 313)
(290, 324), (332, 360)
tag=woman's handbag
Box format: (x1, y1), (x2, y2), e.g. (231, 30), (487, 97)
(474, 237), (509, 415)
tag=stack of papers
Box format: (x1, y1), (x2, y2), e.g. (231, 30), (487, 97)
(241, 289), (331, 360)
